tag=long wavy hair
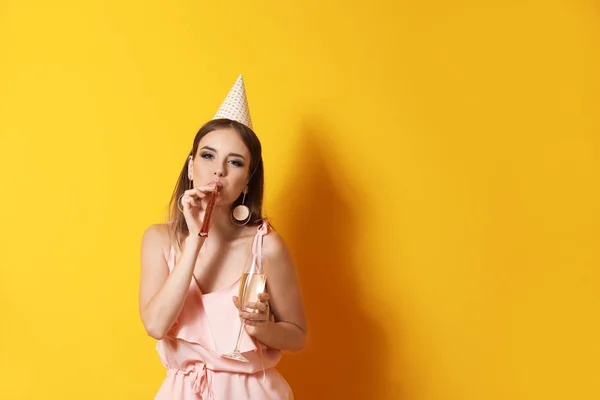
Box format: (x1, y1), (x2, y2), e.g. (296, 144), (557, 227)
(167, 118), (267, 251)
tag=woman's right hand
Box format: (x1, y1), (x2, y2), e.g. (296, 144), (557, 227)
(180, 182), (220, 236)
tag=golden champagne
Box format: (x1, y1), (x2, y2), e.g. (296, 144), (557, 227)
(238, 272), (266, 312)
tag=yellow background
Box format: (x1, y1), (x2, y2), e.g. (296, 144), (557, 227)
(1, 1), (599, 399)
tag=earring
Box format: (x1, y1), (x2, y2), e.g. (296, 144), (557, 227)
(231, 186), (251, 226)
(177, 178), (193, 213)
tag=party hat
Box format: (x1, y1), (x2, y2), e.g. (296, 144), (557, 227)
(213, 74), (253, 130)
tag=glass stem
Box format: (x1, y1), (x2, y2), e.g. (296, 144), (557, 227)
(233, 317), (245, 352)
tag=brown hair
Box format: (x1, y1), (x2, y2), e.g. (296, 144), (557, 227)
(167, 118), (266, 251)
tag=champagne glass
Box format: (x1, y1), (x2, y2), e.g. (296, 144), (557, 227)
(221, 254), (268, 362)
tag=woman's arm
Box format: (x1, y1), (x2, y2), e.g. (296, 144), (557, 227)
(239, 231), (307, 352)
(139, 224), (204, 339)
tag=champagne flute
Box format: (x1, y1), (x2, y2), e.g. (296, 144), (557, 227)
(221, 254), (268, 362)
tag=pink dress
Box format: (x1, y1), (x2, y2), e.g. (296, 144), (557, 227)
(154, 220), (294, 399)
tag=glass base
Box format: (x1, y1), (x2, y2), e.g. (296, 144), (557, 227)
(221, 350), (250, 362)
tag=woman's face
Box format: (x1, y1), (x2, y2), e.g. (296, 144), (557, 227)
(189, 127), (251, 206)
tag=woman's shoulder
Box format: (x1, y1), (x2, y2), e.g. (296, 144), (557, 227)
(260, 224), (297, 277)
(141, 223), (172, 250)
(262, 224), (291, 258)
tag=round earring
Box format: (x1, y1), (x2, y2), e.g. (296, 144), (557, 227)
(177, 194), (185, 213)
(177, 178), (193, 213)
(231, 186), (251, 226)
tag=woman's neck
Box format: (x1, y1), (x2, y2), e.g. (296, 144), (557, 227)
(202, 205), (242, 241)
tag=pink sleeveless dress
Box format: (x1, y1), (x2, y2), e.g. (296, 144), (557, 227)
(154, 220), (294, 399)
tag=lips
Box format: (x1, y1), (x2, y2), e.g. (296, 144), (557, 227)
(207, 180), (224, 188)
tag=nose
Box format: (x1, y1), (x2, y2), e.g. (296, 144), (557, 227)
(214, 169), (224, 177)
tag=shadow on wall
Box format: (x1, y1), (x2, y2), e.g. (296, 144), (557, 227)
(273, 120), (391, 399)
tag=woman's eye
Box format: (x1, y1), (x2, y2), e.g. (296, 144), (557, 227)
(201, 153), (214, 160)
(229, 160), (244, 167)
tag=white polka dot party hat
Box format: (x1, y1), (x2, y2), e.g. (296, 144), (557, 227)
(213, 74), (254, 130)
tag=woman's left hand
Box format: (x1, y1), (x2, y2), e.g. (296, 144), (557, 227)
(232, 292), (271, 326)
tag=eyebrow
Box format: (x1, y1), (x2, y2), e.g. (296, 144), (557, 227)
(200, 145), (247, 160)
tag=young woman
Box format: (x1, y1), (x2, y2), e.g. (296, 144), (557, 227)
(139, 76), (307, 399)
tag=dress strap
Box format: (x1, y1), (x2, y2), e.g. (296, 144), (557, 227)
(251, 219), (270, 260)
(165, 246), (176, 272)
